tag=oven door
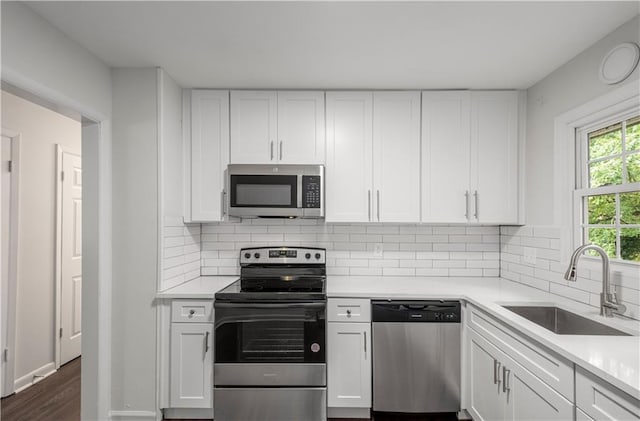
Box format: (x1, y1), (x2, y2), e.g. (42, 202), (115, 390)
(214, 301), (326, 364)
(228, 173), (300, 217)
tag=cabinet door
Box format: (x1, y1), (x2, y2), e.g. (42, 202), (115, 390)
(230, 91), (277, 163)
(325, 92), (373, 222)
(373, 91), (421, 222)
(576, 366), (640, 421)
(327, 323), (371, 408)
(504, 354), (574, 421)
(170, 323), (213, 408)
(277, 91), (325, 164)
(468, 330), (505, 421)
(190, 90), (229, 222)
(421, 91), (471, 223)
(470, 91), (519, 224)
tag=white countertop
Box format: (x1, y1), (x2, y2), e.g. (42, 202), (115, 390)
(156, 276), (237, 298)
(157, 275), (640, 400)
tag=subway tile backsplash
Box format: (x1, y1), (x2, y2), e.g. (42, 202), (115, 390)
(161, 218), (639, 321)
(500, 225), (640, 321)
(198, 219), (500, 277)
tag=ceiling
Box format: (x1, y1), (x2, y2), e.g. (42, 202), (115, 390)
(25, 1), (640, 90)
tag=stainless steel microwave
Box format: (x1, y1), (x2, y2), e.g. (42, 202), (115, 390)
(226, 164), (324, 218)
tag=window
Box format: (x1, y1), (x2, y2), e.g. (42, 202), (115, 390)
(575, 114), (640, 262)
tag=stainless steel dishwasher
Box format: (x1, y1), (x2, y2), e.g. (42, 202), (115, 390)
(372, 300), (461, 413)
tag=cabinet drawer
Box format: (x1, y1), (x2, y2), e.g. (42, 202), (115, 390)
(576, 366), (640, 421)
(467, 305), (573, 400)
(328, 299), (371, 322)
(171, 300), (213, 323)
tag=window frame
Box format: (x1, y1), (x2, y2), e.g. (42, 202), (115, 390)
(573, 110), (640, 265)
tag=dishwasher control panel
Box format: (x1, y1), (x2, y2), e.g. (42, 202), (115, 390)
(371, 300), (461, 323)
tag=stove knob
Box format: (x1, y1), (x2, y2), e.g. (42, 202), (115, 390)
(254, 252), (261, 259)
(315, 253), (321, 260)
(244, 252), (251, 259)
(305, 253), (311, 259)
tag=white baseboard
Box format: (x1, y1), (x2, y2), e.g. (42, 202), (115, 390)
(163, 407), (214, 419)
(108, 410), (157, 421)
(14, 362), (56, 393)
(327, 407), (371, 418)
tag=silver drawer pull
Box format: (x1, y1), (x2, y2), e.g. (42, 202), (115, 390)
(493, 359), (501, 385)
(346, 309), (352, 317)
(189, 309), (195, 317)
(503, 366), (510, 393)
(205, 331), (210, 353)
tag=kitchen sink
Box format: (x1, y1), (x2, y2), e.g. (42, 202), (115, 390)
(502, 305), (631, 336)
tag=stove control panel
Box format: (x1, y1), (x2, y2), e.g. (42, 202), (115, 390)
(240, 247), (326, 265)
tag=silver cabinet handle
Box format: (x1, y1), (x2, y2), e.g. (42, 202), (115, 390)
(465, 191), (469, 220)
(205, 331), (210, 353)
(376, 190), (380, 222)
(189, 309), (195, 317)
(502, 365), (510, 393)
(270, 141), (274, 160)
(222, 190), (227, 217)
(364, 331), (367, 357)
(368, 190), (371, 221)
(493, 359), (501, 385)
(473, 190), (479, 219)
(346, 309), (352, 317)
(279, 141), (283, 161)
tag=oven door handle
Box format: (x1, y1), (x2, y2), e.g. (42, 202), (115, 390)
(214, 302), (326, 310)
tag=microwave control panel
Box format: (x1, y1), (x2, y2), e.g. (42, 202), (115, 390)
(302, 175), (321, 208)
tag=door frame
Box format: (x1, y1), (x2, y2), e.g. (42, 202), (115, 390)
(55, 145), (82, 368)
(1, 127), (21, 396)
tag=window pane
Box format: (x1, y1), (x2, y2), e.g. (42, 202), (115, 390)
(620, 191), (640, 225)
(587, 228), (617, 258)
(626, 116), (640, 152)
(627, 152), (640, 183)
(589, 158), (622, 187)
(589, 123), (622, 159)
(620, 228), (640, 262)
(587, 194), (616, 224)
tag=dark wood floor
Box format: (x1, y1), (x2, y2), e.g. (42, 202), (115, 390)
(1, 359), (459, 421)
(1, 357), (81, 421)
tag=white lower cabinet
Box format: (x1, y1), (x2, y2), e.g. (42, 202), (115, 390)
(169, 301), (213, 410)
(327, 298), (372, 417)
(576, 366), (640, 421)
(468, 329), (573, 421)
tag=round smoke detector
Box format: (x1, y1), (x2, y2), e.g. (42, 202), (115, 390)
(599, 42), (640, 85)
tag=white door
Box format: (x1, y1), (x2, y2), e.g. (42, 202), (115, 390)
(467, 331), (504, 421)
(327, 322), (371, 408)
(277, 91), (325, 164)
(60, 151), (82, 365)
(373, 91), (421, 222)
(170, 323), (213, 408)
(190, 90), (229, 222)
(1, 134), (15, 397)
(421, 91), (471, 223)
(325, 92), (373, 223)
(470, 91), (519, 224)
(230, 91), (277, 164)
(505, 358), (574, 421)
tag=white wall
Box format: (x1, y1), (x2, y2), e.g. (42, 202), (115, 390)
(0, 90), (81, 389)
(1, 2), (112, 419)
(502, 16), (640, 321)
(111, 68), (159, 417)
(525, 15), (640, 224)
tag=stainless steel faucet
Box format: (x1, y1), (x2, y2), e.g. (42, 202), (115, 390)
(564, 244), (626, 317)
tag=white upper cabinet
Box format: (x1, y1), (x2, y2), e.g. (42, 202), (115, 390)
(230, 91), (277, 164)
(421, 91), (471, 223)
(470, 91), (519, 224)
(230, 91), (325, 164)
(421, 90), (521, 224)
(325, 92), (373, 222)
(188, 89), (229, 222)
(373, 92), (421, 222)
(326, 91), (421, 223)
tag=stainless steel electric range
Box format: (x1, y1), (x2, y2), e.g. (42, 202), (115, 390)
(214, 246), (327, 421)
